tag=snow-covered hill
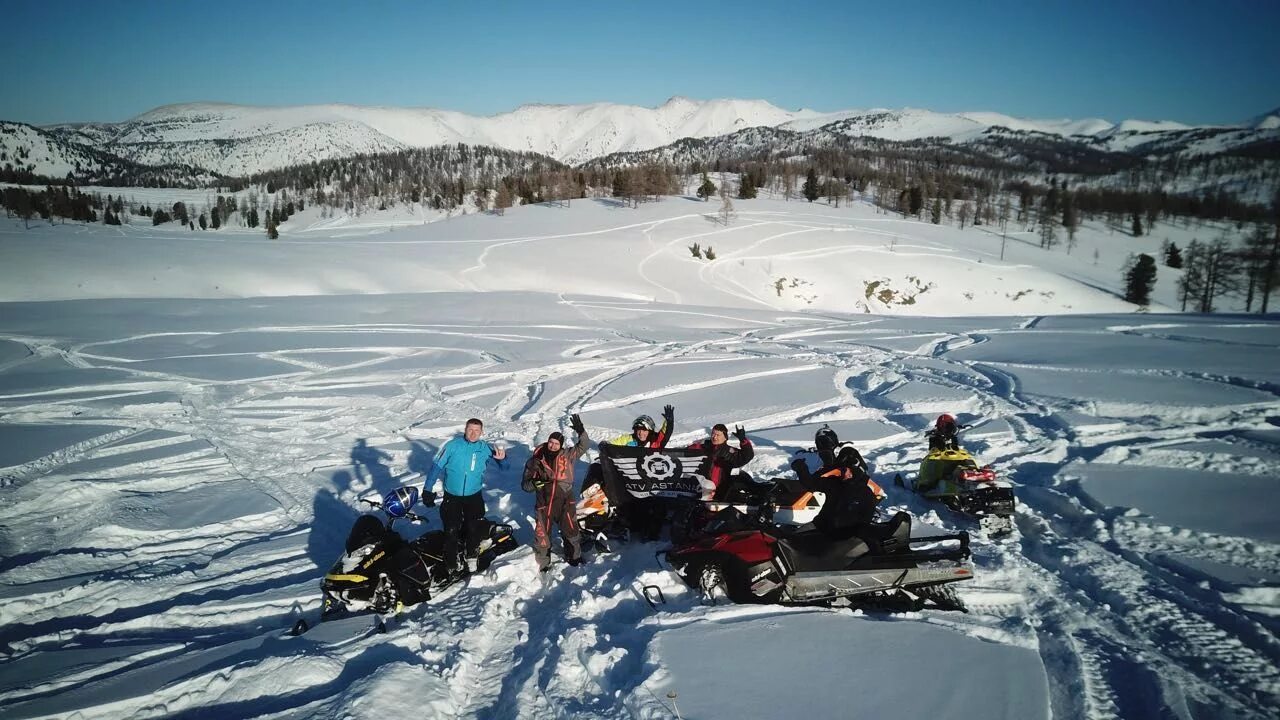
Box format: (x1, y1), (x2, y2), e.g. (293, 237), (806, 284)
(0, 194), (1193, 314)
(0, 122), (219, 187)
(11, 98), (1273, 179)
(43, 98), (819, 173)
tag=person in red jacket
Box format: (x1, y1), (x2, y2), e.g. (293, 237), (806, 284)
(523, 415), (590, 571)
(688, 423), (754, 501)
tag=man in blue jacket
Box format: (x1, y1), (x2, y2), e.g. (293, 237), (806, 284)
(425, 417), (507, 575)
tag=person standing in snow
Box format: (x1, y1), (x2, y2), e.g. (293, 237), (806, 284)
(524, 414), (590, 571)
(590, 405), (676, 540)
(687, 423), (754, 500)
(425, 418), (507, 576)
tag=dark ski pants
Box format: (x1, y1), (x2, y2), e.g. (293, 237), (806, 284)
(534, 481), (581, 569)
(441, 491), (486, 571)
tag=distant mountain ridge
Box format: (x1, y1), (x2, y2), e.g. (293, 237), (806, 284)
(2, 98), (1276, 188)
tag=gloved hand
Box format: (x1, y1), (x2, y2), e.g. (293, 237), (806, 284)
(663, 404), (675, 419)
(790, 458), (807, 475)
(423, 490), (438, 508)
(570, 413), (585, 435)
(734, 425), (747, 443)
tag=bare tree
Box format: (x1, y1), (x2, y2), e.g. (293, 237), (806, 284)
(1262, 190), (1280, 313)
(494, 182), (513, 216)
(718, 172), (735, 226)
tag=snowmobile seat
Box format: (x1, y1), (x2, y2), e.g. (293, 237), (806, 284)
(776, 530), (872, 573)
(856, 511), (911, 553)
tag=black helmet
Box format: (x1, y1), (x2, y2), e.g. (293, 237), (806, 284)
(815, 424), (839, 465)
(633, 415), (656, 432)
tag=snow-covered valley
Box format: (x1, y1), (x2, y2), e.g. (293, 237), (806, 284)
(0, 198), (1277, 719)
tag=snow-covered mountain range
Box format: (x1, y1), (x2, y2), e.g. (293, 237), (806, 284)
(3, 98), (1276, 179)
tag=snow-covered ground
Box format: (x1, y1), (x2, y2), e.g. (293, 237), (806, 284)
(0, 194), (1252, 314)
(0, 197), (1277, 719)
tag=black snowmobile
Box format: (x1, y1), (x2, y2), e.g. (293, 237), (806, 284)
(317, 487), (518, 619)
(665, 506), (973, 611)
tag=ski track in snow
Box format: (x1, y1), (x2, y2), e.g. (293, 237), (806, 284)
(1, 299), (1278, 718)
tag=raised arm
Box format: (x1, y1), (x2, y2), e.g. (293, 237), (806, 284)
(568, 414), (590, 461)
(656, 404), (675, 448)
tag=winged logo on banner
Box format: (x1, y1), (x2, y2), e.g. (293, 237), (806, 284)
(609, 453), (713, 499)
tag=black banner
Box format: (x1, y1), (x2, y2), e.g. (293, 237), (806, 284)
(597, 444), (714, 503)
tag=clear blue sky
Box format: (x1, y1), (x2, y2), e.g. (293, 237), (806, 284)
(2, 0), (1276, 126)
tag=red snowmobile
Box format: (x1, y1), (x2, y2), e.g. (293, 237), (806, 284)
(665, 507), (973, 611)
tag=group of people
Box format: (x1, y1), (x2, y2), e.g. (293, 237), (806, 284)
(420, 409), (962, 576)
(422, 406), (756, 574)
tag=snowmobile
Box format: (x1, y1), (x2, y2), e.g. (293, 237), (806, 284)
(579, 468), (861, 549)
(576, 480), (632, 552)
(895, 427), (1016, 535)
(665, 507), (973, 611)
(318, 487), (518, 617)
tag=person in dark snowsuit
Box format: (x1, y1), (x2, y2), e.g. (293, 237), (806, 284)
(524, 415), (590, 571)
(790, 445), (877, 540)
(687, 423), (754, 501)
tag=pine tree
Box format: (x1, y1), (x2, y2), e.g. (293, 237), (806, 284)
(1123, 253), (1157, 305)
(1062, 192), (1078, 250)
(696, 172), (716, 201)
(613, 170), (631, 201)
(931, 197), (942, 224)
(1132, 212), (1144, 237)
(211, 207), (221, 229)
(1164, 242), (1183, 268)
(737, 172), (756, 200)
(803, 168), (819, 202)
(908, 187), (924, 217)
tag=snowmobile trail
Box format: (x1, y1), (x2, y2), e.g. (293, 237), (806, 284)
(1, 297), (1278, 718)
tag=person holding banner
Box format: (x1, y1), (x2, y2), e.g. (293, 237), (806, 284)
(596, 404), (675, 540)
(687, 423), (755, 500)
(524, 414), (591, 571)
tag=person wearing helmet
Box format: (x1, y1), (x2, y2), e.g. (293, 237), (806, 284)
(606, 404), (675, 448)
(583, 405), (676, 541)
(790, 444), (877, 540)
(523, 414), (590, 571)
(927, 414), (960, 451)
(814, 424), (841, 468)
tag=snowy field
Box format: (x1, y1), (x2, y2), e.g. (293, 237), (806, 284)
(0, 197), (1277, 719)
(0, 194), (1252, 313)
